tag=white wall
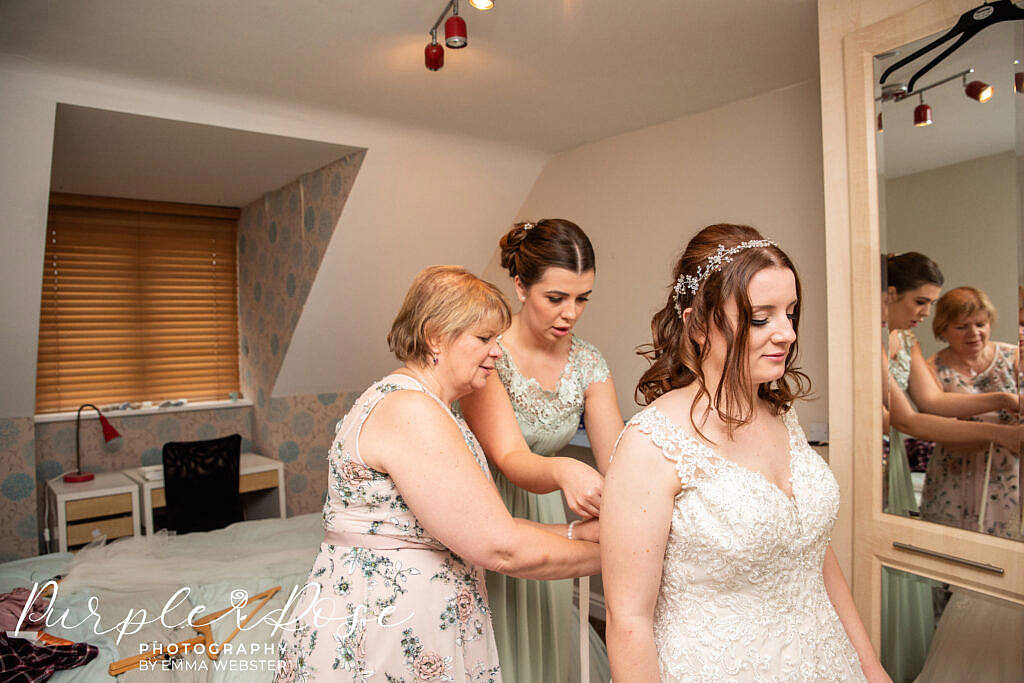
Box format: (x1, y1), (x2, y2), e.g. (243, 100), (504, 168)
(482, 81), (830, 427)
(886, 151), (1018, 357)
(0, 58), (547, 415)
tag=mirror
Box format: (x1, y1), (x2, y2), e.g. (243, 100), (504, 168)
(875, 19), (1023, 543)
(880, 566), (1024, 682)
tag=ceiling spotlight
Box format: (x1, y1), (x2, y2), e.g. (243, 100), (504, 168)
(425, 33), (444, 71)
(963, 79), (993, 102)
(914, 94), (932, 127)
(445, 7), (468, 48)
(1016, 70), (1023, 94)
(877, 112), (883, 133)
(469, 0), (494, 9)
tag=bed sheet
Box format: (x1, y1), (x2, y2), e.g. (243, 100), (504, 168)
(0, 513), (323, 682)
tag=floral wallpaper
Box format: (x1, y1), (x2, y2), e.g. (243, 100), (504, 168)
(239, 151), (365, 517)
(0, 418), (38, 562)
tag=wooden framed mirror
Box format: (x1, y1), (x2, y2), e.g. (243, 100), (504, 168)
(839, 1), (1024, 679)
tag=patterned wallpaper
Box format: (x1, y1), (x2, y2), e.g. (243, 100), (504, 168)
(0, 418), (38, 562)
(255, 392), (360, 515)
(238, 151), (365, 517)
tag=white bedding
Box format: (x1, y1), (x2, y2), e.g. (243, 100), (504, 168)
(1, 513), (323, 681)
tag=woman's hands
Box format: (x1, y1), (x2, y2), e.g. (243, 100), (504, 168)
(998, 391), (1020, 414)
(861, 660), (893, 683)
(554, 457), (603, 518)
(573, 518), (600, 543)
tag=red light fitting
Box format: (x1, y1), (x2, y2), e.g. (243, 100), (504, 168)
(425, 0), (488, 71)
(914, 101), (932, 127)
(1015, 71), (1023, 94)
(445, 14), (467, 49)
(425, 37), (444, 71)
(964, 79), (993, 102)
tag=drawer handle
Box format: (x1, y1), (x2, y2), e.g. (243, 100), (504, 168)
(892, 541), (1004, 575)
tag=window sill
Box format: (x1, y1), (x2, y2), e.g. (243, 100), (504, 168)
(34, 398), (253, 424)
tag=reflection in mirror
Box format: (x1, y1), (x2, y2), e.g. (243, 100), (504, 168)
(880, 566), (1024, 682)
(875, 20), (1022, 545)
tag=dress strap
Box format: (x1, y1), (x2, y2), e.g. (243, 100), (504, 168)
(619, 406), (716, 488)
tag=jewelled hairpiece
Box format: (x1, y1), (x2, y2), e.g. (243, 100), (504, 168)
(672, 239), (777, 317)
(522, 222), (535, 231)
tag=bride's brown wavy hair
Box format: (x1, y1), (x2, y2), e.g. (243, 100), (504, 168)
(636, 224), (811, 441)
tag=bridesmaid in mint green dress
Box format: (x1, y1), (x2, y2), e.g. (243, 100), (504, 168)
(462, 219), (623, 683)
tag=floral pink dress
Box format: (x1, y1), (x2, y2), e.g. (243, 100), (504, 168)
(921, 342), (1021, 540)
(276, 374), (501, 682)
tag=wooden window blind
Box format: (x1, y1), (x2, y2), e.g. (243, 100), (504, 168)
(36, 194), (241, 414)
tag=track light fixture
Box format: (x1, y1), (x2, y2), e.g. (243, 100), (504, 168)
(913, 94), (932, 127)
(424, 0), (491, 71)
(425, 33), (444, 71)
(876, 67), (993, 130)
(1015, 61), (1023, 94)
(962, 72), (992, 102)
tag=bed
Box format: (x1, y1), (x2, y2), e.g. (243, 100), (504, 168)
(1, 513), (323, 681)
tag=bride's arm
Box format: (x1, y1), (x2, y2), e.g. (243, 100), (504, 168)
(602, 426), (680, 682)
(822, 546), (890, 682)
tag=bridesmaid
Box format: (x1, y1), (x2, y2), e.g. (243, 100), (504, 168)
(461, 219), (622, 682)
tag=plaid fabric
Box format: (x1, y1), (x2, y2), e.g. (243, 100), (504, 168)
(0, 633), (98, 683)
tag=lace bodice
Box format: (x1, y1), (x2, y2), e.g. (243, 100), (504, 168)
(889, 329), (914, 391)
(622, 405), (866, 682)
(496, 335), (610, 456)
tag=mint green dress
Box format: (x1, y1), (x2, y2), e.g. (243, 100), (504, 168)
(488, 335), (612, 683)
(881, 329), (935, 683)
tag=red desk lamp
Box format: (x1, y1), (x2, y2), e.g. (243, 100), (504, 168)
(64, 403), (122, 483)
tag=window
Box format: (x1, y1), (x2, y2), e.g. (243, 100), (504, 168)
(36, 194), (240, 414)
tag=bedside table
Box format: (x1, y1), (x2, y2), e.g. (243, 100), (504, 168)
(46, 472), (141, 553)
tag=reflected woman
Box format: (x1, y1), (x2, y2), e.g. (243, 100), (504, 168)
(922, 286), (1021, 539)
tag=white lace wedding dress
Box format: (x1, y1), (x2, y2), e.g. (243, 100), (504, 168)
(624, 405), (867, 682)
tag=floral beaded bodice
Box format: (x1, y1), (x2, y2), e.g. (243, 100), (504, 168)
(322, 374), (492, 548)
(496, 335), (610, 456)
(623, 405), (866, 682)
(889, 329), (914, 391)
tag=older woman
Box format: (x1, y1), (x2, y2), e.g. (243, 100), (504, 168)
(921, 286), (1021, 538)
(275, 266), (600, 681)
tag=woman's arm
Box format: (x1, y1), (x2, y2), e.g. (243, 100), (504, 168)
(583, 375), (625, 474)
(822, 546), (890, 682)
(890, 375), (1021, 451)
(908, 342), (1014, 416)
(460, 372), (603, 518)
(361, 390), (600, 579)
(602, 425), (680, 682)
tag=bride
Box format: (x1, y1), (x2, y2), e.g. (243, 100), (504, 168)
(602, 224), (886, 681)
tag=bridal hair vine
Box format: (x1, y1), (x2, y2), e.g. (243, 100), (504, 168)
(672, 239), (777, 318)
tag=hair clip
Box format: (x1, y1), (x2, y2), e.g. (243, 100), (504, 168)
(522, 222), (535, 231)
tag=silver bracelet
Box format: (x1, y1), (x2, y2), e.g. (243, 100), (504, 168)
(567, 519), (581, 540)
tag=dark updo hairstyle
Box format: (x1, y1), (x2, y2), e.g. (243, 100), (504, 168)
(498, 218), (595, 287)
(636, 224), (810, 441)
(886, 252), (944, 295)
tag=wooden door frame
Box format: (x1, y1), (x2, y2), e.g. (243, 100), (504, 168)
(841, 0), (1024, 651)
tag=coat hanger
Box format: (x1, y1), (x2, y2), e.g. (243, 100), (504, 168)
(879, 1), (1024, 92)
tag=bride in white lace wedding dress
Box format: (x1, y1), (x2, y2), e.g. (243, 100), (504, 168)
(602, 225), (886, 682)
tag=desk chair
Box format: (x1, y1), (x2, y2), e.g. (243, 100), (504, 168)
(161, 434), (244, 534)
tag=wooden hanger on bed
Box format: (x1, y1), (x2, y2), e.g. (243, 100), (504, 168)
(107, 586), (280, 676)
